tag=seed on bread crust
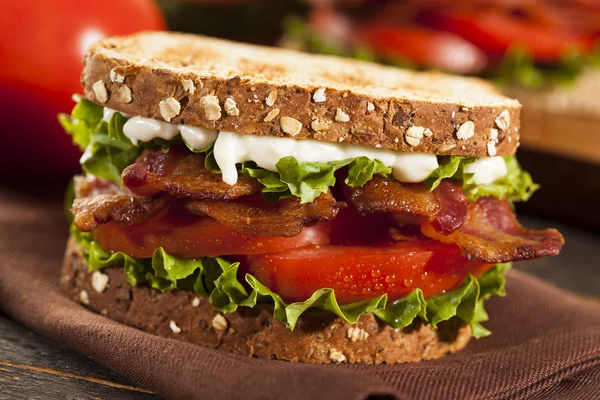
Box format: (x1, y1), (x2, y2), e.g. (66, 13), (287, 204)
(405, 126), (425, 146)
(280, 116), (302, 136)
(329, 349), (346, 363)
(159, 97), (181, 122)
(115, 85), (132, 103)
(265, 90), (277, 107)
(347, 327), (369, 342)
(264, 108), (280, 122)
(487, 140), (497, 156)
(495, 110), (511, 131)
(335, 108), (350, 122)
(312, 88), (326, 103)
(109, 68), (125, 84)
(169, 320), (182, 334)
(200, 95), (221, 121)
(224, 98), (240, 116)
(489, 128), (499, 143)
(311, 118), (331, 131)
(212, 314), (228, 331)
(456, 121), (475, 140)
(79, 290), (90, 305)
(181, 79), (195, 94)
(92, 80), (108, 104)
(91, 271), (109, 293)
(367, 102), (375, 112)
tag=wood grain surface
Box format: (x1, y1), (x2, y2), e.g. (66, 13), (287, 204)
(0, 313), (160, 400)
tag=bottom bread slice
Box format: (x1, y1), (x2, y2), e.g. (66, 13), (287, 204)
(60, 239), (471, 364)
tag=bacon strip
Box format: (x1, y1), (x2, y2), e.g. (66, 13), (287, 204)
(344, 176), (564, 263)
(72, 176), (166, 232)
(72, 175), (344, 237)
(421, 197), (564, 263)
(122, 147), (261, 200)
(343, 176), (467, 234)
(186, 192), (345, 237)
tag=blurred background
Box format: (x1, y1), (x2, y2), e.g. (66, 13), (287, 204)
(1, 0), (599, 233)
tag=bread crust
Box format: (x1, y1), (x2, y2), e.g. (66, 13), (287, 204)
(82, 32), (520, 157)
(61, 239), (471, 364)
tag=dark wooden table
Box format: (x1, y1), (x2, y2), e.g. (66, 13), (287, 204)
(1, 214), (598, 399)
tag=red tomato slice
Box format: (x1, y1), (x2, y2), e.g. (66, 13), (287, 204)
(243, 242), (491, 304)
(94, 206), (331, 259)
(357, 22), (488, 74)
(419, 10), (595, 62)
(0, 0), (165, 176)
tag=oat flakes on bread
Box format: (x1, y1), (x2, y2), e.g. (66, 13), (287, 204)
(83, 31), (520, 157)
(62, 239), (471, 364)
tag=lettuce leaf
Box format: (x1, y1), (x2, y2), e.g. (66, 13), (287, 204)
(59, 100), (140, 184)
(59, 101), (180, 185)
(73, 227), (508, 336)
(492, 45), (600, 90)
(58, 98), (104, 151)
(425, 155), (538, 204)
(239, 156), (391, 204)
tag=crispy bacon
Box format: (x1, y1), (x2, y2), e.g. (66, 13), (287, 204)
(343, 176), (564, 263)
(185, 192), (345, 237)
(71, 177), (167, 232)
(72, 175), (344, 237)
(343, 177), (467, 234)
(421, 197), (564, 263)
(122, 147), (261, 200)
(72, 194), (167, 232)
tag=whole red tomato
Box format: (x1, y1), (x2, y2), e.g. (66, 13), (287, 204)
(0, 0), (164, 178)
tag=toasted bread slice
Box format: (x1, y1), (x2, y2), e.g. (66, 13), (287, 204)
(61, 239), (471, 364)
(82, 31), (520, 157)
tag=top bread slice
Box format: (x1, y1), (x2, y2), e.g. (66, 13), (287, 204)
(82, 31), (521, 157)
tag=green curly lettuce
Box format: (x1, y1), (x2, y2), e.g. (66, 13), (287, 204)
(59, 99), (140, 184)
(425, 155), (538, 203)
(73, 227), (509, 337)
(240, 156), (392, 203)
(58, 100), (177, 185)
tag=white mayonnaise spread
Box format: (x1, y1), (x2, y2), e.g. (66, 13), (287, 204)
(123, 117), (179, 146)
(464, 157), (508, 185)
(107, 108), (507, 186)
(178, 125), (218, 151)
(213, 131), (439, 185)
(102, 107), (116, 123)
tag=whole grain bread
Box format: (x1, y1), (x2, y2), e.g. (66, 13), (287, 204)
(61, 239), (471, 364)
(82, 31), (520, 157)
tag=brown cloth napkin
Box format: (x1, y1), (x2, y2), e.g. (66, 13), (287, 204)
(1, 185), (599, 400)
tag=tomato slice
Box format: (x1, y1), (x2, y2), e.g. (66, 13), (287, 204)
(357, 22), (488, 74)
(242, 242), (491, 304)
(419, 10), (595, 62)
(94, 205), (331, 258)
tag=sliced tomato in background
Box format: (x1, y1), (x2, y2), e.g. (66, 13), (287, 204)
(356, 22), (488, 74)
(243, 242), (491, 304)
(0, 0), (164, 177)
(94, 205), (332, 259)
(418, 10), (596, 62)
